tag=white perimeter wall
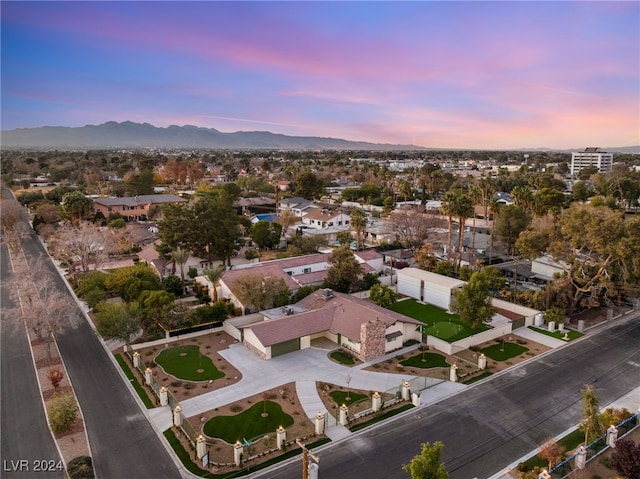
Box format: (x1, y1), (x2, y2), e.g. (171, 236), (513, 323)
(426, 322), (513, 355)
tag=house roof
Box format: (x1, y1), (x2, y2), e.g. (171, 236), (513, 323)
(247, 289), (423, 346)
(222, 264), (300, 291)
(354, 249), (383, 261)
(398, 268), (465, 289)
(303, 209), (346, 222)
(93, 194), (186, 207)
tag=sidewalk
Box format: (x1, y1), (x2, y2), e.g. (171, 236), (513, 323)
(488, 386), (640, 479)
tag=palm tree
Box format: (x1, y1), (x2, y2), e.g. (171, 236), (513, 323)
(441, 191), (458, 260)
(453, 194), (474, 270)
(349, 209), (368, 251)
(477, 176), (496, 224)
(171, 247), (190, 293)
(487, 197), (500, 266)
(203, 264), (225, 303)
(511, 185), (534, 215)
(469, 185), (481, 269)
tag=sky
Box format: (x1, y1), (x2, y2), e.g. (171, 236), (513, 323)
(1, 1), (639, 150)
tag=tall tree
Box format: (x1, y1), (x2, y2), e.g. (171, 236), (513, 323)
(516, 205), (639, 313)
(494, 205), (530, 256)
(94, 302), (142, 347)
(476, 176), (496, 222)
(389, 206), (440, 253)
(232, 274), (290, 312)
(324, 244), (363, 293)
(580, 384), (604, 445)
(402, 441), (449, 479)
(249, 220), (283, 249)
(294, 172), (324, 200)
(451, 271), (496, 328)
(440, 191), (458, 259)
(369, 284), (397, 309)
(104, 263), (162, 302)
(9, 259), (77, 361)
(171, 247), (190, 292)
(62, 190), (94, 225)
(349, 209), (368, 251)
(203, 264), (225, 303)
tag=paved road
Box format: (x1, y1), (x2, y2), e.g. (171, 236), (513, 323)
(16, 215), (182, 477)
(252, 315), (640, 479)
(1, 243), (64, 479)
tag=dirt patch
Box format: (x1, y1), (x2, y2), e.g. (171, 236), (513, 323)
(131, 331), (243, 402)
(183, 382), (317, 474)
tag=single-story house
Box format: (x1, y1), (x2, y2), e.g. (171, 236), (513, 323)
(396, 268), (465, 311)
(93, 194), (187, 221)
(219, 250), (383, 313)
(240, 289), (423, 360)
(531, 255), (566, 281)
(278, 197), (318, 217)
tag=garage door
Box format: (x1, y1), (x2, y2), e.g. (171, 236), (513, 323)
(271, 338), (300, 357)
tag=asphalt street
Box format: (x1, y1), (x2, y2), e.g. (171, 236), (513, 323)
(252, 315), (640, 479)
(1, 243), (64, 479)
(13, 211), (182, 478)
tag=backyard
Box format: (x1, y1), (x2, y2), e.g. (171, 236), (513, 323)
(390, 299), (489, 342)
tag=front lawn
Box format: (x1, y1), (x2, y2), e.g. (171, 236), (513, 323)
(529, 326), (583, 341)
(329, 390), (368, 407)
(114, 353), (155, 408)
(400, 352), (449, 369)
(463, 371), (493, 384)
(155, 345), (224, 382)
(390, 299), (489, 342)
(330, 350), (355, 365)
(203, 401), (293, 443)
(481, 342), (528, 361)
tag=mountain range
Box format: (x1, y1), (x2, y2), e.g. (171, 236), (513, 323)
(0, 121), (424, 150)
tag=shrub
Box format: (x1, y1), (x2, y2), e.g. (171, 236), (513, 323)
(67, 456), (94, 479)
(47, 367), (64, 390)
(47, 392), (78, 433)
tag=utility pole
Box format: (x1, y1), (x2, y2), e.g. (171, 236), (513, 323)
(296, 439), (319, 479)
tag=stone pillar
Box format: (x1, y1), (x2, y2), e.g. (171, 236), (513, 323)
(159, 386), (168, 406)
(133, 351), (141, 368)
(401, 380), (411, 400)
(144, 367), (153, 385)
(478, 354), (487, 370)
(538, 470), (551, 479)
(234, 441), (243, 466)
(577, 320), (585, 333)
(607, 308), (614, 321)
(412, 392), (420, 407)
(309, 462), (319, 479)
(372, 392), (381, 412)
(558, 322), (565, 333)
(173, 406), (182, 427)
(339, 404), (348, 426)
(196, 435), (207, 459)
(606, 425), (618, 448)
(276, 426), (286, 450)
(548, 321), (556, 332)
(450, 364), (458, 382)
(315, 412), (325, 435)
(575, 446), (587, 470)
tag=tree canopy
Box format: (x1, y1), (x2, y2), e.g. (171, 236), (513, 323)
(94, 302), (142, 345)
(451, 271), (496, 328)
(402, 441), (449, 479)
(324, 244), (363, 293)
(249, 220), (283, 249)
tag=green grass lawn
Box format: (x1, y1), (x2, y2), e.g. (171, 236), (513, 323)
(155, 345), (224, 382)
(203, 401), (293, 443)
(114, 353), (155, 408)
(330, 350), (355, 365)
(529, 326), (583, 341)
(463, 371), (493, 384)
(481, 342), (528, 361)
(400, 352), (449, 369)
(390, 299), (488, 342)
(329, 390), (368, 406)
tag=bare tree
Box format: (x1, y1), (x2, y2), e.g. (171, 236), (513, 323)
(8, 257), (78, 361)
(232, 273), (290, 312)
(538, 437), (565, 470)
(0, 199), (30, 251)
(47, 222), (115, 275)
(389, 206), (442, 253)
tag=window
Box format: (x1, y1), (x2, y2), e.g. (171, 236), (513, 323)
(303, 268), (311, 274)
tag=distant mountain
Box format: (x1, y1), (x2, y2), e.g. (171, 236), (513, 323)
(0, 121), (424, 150)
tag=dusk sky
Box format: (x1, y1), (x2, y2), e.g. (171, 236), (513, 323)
(2, 1), (639, 150)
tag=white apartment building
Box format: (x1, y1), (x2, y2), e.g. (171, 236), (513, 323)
(570, 147), (613, 177)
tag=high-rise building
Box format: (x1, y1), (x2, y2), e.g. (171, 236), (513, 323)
(570, 147), (613, 177)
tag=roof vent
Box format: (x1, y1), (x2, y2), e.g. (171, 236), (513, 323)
(322, 288), (334, 300)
